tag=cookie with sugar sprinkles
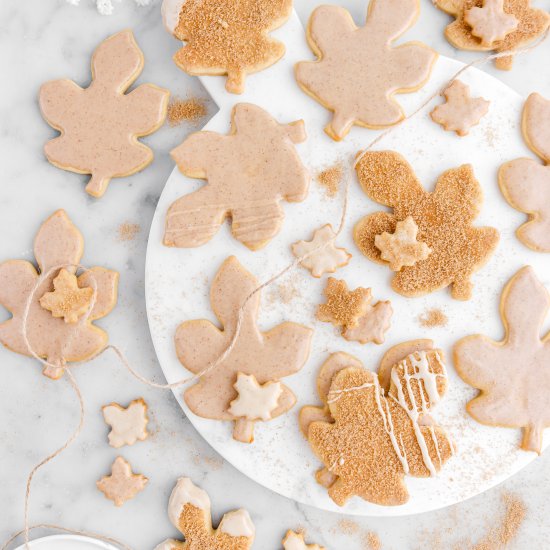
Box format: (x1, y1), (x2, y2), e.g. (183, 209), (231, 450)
(161, 0), (293, 94)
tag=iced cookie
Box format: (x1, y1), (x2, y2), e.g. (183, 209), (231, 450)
(165, 103), (309, 251)
(454, 266), (550, 454)
(291, 224), (351, 278)
(317, 278), (392, 345)
(434, 0), (549, 70)
(175, 256), (312, 443)
(97, 456), (148, 507)
(499, 93), (550, 252)
(283, 530), (325, 550)
(161, 0), (292, 94)
(0, 210), (119, 380)
(154, 477), (255, 550)
(300, 343), (453, 506)
(430, 80), (490, 136)
(354, 151), (499, 300)
(295, 0), (437, 140)
(102, 398), (149, 448)
(39, 31), (169, 198)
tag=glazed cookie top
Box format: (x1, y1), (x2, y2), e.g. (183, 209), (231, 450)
(295, 0), (437, 140)
(162, 0), (292, 93)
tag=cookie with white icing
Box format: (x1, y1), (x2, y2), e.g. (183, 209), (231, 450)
(300, 342), (453, 506)
(102, 398), (149, 448)
(283, 530), (325, 550)
(154, 477), (255, 549)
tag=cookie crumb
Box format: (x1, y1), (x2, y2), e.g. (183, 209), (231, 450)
(167, 97), (207, 126)
(418, 308), (448, 328)
(317, 163), (343, 197)
(118, 222), (140, 242)
(364, 531), (381, 550)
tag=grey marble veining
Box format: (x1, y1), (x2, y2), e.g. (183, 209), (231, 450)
(0, 0), (550, 548)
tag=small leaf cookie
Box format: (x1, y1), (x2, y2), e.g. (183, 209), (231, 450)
(454, 266), (550, 454)
(154, 477), (255, 550)
(39, 31), (169, 198)
(464, 0), (519, 46)
(0, 210), (119, 379)
(300, 343), (453, 506)
(291, 224), (351, 278)
(499, 93), (550, 252)
(102, 398), (149, 448)
(434, 0), (549, 70)
(228, 373), (283, 422)
(165, 103), (309, 251)
(97, 456), (148, 507)
(295, 0), (437, 140)
(430, 80), (490, 137)
(161, 0), (292, 94)
(282, 530), (325, 550)
(354, 151), (499, 300)
(175, 256), (312, 444)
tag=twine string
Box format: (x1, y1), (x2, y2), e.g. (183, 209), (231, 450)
(5, 30), (549, 549)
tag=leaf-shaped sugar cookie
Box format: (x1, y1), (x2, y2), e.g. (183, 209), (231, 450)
(175, 256), (313, 443)
(165, 103), (309, 251)
(499, 93), (550, 252)
(454, 266), (550, 453)
(295, 0), (437, 140)
(39, 30), (169, 197)
(161, 0), (292, 94)
(0, 210), (119, 379)
(154, 477), (255, 550)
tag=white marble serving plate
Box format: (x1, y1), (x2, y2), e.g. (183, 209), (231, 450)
(15, 535), (118, 549)
(145, 11), (550, 516)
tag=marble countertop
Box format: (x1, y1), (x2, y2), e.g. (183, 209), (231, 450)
(1, 1), (550, 548)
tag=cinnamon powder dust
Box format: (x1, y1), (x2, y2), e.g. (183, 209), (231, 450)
(317, 163), (343, 197)
(167, 97), (207, 126)
(418, 308), (448, 328)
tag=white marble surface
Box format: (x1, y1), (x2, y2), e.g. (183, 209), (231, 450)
(1, 1), (550, 549)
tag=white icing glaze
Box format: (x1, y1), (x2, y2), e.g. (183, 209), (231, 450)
(218, 509), (255, 538)
(153, 539), (179, 550)
(167, 477), (210, 527)
(161, 0), (185, 34)
(228, 373), (283, 421)
(102, 399), (148, 448)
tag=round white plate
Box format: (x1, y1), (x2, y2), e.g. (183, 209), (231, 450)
(145, 12), (549, 515)
(15, 535), (118, 549)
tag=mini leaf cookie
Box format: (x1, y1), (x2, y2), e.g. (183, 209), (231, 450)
(300, 343), (453, 506)
(39, 30), (169, 197)
(342, 300), (393, 345)
(499, 93), (550, 252)
(39, 268), (94, 323)
(374, 216), (432, 271)
(464, 0), (519, 46)
(97, 456), (148, 507)
(228, 373), (283, 421)
(283, 531), (325, 550)
(0, 210), (119, 379)
(454, 266), (550, 453)
(292, 224), (351, 278)
(175, 256), (312, 443)
(430, 80), (490, 137)
(154, 477), (255, 550)
(434, 0), (549, 70)
(161, 0), (292, 94)
(165, 103), (309, 251)
(102, 398), (149, 448)
(354, 151), (499, 300)
(295, 0), (437, 140)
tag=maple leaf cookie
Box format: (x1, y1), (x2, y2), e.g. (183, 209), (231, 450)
(39, 31), (169, 198)
(0, 210), (118, 379)
(499, 93), (550, 252)
(154, 478), (255, 550)
(102, 398), (149, 448)
(283, 530), (325, 550)
(165, 103), (309, 251)
(161, 0), (292, 94)
(292, 224), (351, 278)
(295, 0), (437, 140)
(434, 0), (549, 70)
(430, 80), (490, 136)
(454, 266), (550, 454)
(300, 342), (453, 506)
(354, 151), (499, 300)
(97, 456), (148, 507)
(175, 256), (312, 443)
